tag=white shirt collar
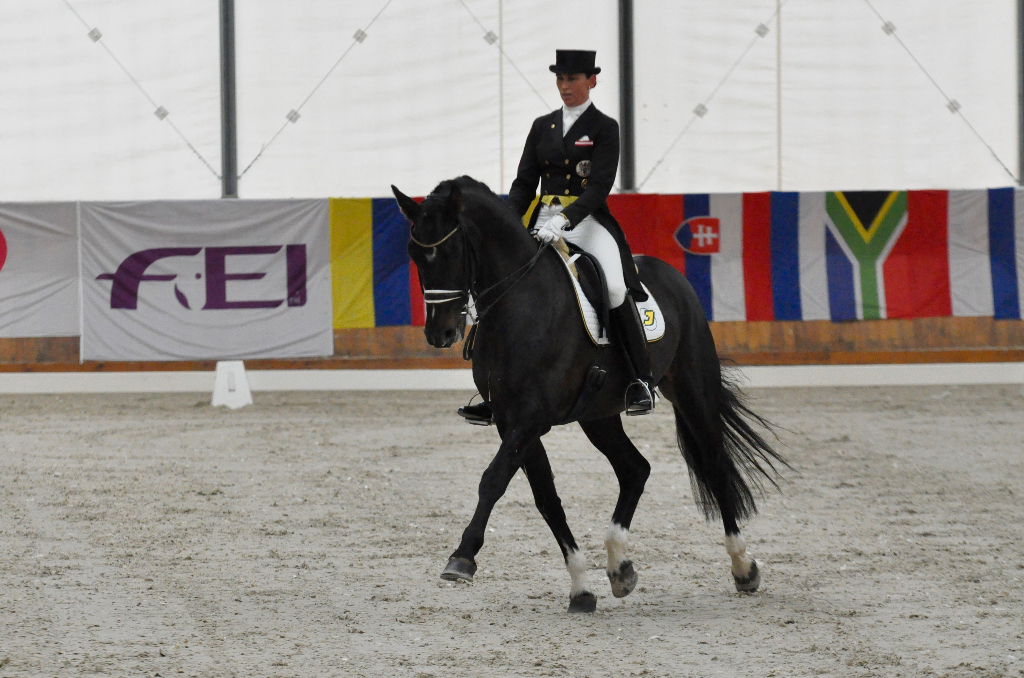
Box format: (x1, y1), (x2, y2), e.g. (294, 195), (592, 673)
(561, 99), (592, 137)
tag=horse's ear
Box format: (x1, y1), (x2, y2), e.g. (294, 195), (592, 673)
(391, 185), (421, 222)
(447, 184), (464, 214)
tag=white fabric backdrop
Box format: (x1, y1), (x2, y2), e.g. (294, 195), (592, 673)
(0, 203), (80, 337)
(0, 0), (1017, 199)
(0, 0), (221, 200)
(81, 200), (332, 361)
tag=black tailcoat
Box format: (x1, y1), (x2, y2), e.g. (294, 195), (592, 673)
(507, 104), (646, 300)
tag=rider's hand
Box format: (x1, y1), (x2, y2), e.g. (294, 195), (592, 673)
(534, 213), (568, 244)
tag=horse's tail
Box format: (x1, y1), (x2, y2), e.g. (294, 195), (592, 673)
(668, 363), (785, 522)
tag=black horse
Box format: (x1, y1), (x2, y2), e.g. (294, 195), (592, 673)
(392, 176), (784, 613)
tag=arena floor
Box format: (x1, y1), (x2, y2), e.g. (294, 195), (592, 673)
(1, 385), (1022, 677)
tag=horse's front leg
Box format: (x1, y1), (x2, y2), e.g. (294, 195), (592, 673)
(521, 438), (596, 613)
(441, 419), (548, 583)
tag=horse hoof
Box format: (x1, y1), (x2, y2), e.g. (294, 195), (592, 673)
(567, 592), (597, 614)
(608, 560), (638, 598)
(440, 557), (477, 582)
(734, 560), (760, 593)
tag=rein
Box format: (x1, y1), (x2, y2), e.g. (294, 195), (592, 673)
(469, 240), (548, 323)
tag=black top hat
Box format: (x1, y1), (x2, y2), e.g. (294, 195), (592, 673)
(549, 50), (601, 76)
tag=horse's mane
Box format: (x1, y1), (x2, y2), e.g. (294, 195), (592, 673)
(428, 176), (528, 237)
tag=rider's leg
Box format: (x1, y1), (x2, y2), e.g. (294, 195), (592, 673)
(562, 219), (654, 415)
(609, 298), (655, 415)
(559, 215), (627, 308)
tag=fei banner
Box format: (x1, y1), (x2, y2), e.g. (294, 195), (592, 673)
(81, 200), (332, 361)
(0, 202), (80, 337)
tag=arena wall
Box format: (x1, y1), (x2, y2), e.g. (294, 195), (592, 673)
(2, 318), (1022, 372)
(3, 190), (1023, 371)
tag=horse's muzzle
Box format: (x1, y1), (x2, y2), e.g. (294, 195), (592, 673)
(425, 324), (465, 349)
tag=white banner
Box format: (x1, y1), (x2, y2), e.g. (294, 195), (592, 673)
(81, 200), (332, 361)
(0, 202), (80, 337)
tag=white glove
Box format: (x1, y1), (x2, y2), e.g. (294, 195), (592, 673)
(534, 213), (569, 244)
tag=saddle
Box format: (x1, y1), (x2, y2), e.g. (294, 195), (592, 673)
(553, 239), (665, 347)
(555, 240), (611, 341)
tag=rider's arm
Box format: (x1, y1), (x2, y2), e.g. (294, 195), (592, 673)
(562, 115), (619, 229)
(507, 118), (543, 218)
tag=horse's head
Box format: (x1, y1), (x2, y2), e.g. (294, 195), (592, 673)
(392, 183), (473, 349)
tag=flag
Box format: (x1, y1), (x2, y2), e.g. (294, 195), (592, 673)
(330, 197), (425, 329)
(612, 189), (1024, 322)
(948, 188), (1023, 319)
(331, 189), (1024, 329)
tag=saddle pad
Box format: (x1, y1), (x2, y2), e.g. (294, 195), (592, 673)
(557, 252), (666, 346)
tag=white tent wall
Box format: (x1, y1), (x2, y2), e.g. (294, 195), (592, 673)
(0, 0), (221, 201)
(0, 1), (1018, 200)
(633, 0), (1019, 193)
(234, 0), (618, 198)
(778, 0), (1018, 192)
(633, 0), (780, 193)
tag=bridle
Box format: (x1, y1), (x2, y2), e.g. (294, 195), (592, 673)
(411, 225), (468, 306)
(409, 226), (459, 249)
(409, 216), (548, 326)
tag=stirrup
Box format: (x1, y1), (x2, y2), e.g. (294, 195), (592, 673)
(457, 398), (493, 426)
(624, 380), (654, 416)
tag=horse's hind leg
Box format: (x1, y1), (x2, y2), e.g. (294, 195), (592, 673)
(578, 416), (651, 599)
(684, 414), (760, 590)
(661, 370), (761, 593)
(521, 439), (596, 613)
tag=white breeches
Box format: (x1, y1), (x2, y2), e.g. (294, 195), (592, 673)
(538, 204), (627, 308)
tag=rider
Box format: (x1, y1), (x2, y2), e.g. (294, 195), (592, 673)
(459, 49), (655, 423)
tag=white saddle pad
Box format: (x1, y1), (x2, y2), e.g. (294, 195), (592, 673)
(558, 253), (666, 346)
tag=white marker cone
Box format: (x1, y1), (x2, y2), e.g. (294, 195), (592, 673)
(211, 360), (253, 409)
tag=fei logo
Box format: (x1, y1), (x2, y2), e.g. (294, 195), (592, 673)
(96, 245), (307, 310)
(674, 216), (720, 255)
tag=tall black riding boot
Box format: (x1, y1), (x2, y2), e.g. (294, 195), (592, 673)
(609, 296), (655, 416)
(457, 399), (493, 425)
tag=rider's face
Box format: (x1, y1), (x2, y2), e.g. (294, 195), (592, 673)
(556, 72), (596, 108)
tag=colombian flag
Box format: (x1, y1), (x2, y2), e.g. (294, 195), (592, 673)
(329, 198), (425, 328)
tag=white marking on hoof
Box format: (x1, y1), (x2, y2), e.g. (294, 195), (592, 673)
(565, 548), (592, 598)
(605, 523), (638, 597)
(725, 533), (754, 579)
(604, 523), (630, 573)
